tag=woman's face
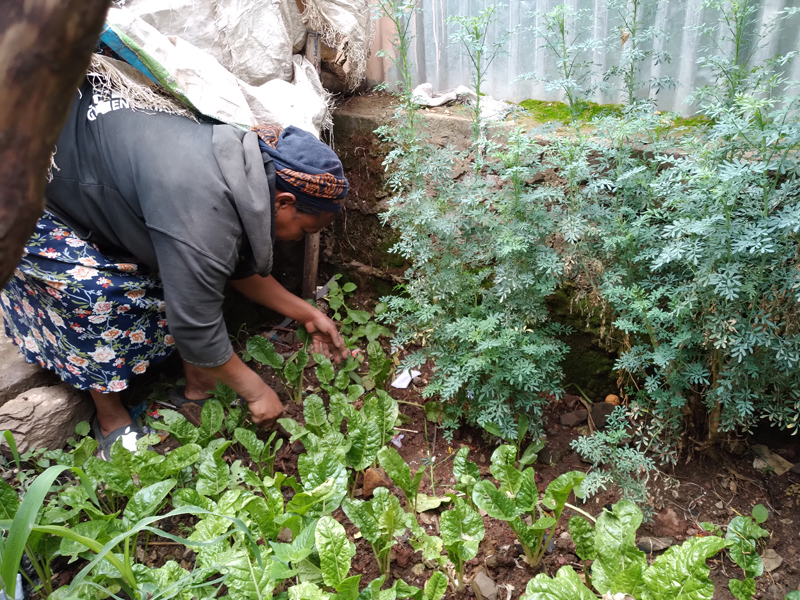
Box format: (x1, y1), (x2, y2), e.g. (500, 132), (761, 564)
(274, 193), (336, 242)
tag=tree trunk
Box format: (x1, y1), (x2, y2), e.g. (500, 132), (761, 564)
(0, 0), (112, 288)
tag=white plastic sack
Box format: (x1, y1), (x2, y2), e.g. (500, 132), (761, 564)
(106, 7), (329, 136)
(122, 0), (306, 86)
(303, 0), (374, 90)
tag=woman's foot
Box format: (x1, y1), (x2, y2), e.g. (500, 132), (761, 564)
(89, 390), (133, 436)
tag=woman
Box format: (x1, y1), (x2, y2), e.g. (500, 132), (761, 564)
(0, 79), (349, 458)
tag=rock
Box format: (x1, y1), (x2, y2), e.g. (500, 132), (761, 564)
(363, 466), (392, 497)
(562, 394), (581, 410)
(715, 501), (724, 509)
(412, 563), (426, 575)
(654, 508), (687, 538)
(0, 385), (94, 453)
(605, 394), (620, 406)
(479, 454), (486, 464)
(471, 569), (498, 600)
(791, 462), (800, 475)
(636, 536), (674, 553)
(764, 584), (783, 600)
(277, 528), (293, 543)
(555, 536), (575, 552)
(560, 410), (588, 427)
(762, 548), (783, 572)
(0, 333), (55, 405)
(591, 402), (617, 429)
(538, 447), (564, 465)
(776, 447), (796, 461)
(291, 441), (306, 455)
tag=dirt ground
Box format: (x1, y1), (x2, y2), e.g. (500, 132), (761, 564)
(36, 297), (800, 599)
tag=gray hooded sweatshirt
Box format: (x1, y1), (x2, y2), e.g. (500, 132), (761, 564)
(45, 81), (276, 368)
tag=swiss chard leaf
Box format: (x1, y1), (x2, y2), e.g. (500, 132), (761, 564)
(346, 420), (382, 472)
(471, 480), (519, 521)
(542, 471), (585, 512)
(729, 577), (756, 600)
(440, 497), (484, 563)
(490, 445), (522, 495)
(591, 499), (647, 597)
(642, 536), (731, 600)
(124, 480), (176, 526)
(568, 516), (596, 561)
(247, 336), (285, 370)
(725, 516), (768, 578)
(521, 565), (595, 600)
(316, 515), (355, 588)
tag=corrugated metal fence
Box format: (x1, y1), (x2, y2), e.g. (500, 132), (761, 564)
(366, 0), (800, 114)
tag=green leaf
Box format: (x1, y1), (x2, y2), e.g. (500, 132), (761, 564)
(336, 575), (363, 600)
(69, 436), (98, 468)
(0, 480), (20, 521)
(346, 421), (382, 472)
(568, 516), (596, 561)
(342, 282), (357, 293)
(315, 356), (336, 385)
(154, 409), (199, 445)
(161, 443), (202, 475)
(471, 480), (519, 521)
(784, 592), (800, 600)
(124, 480), (176, 525)
(196, 455), (230, 497)
(751, 504), (768, 525)
(341, 498), (381, 544)
(643, 536), (730, 600)
(378, 446), (414, 497)
(298, 454), (348, 512)
(304, 395), (330, 437)
(217, 547), (275, 599)
(84, 456), (135, 497)
(414, 493), (450, 513)
(373, 487), (408, 541)
(725, 516), (768, 578)
(543, 471), (585, 511)
(1, 465), (72, 594)
(59, 520), (108, 561)
(423, 571), (447, 600)
(729, 578), (756, 600)
(490, 445), (522, 495)
(520, 440), (545, 466)
(482, 422), (503, 439)
(425, 402), (442, 424)
(234, 429), (266, 463)
(592, 500), (647, 597)
(516, 468), (538, 513)
(440, 497), (484, 562)
(247, 336), (285, 370)
(365, 391), (399, 445)
(74, 420), (91, 437)
(197, 399), (224, 444)
(374, 302), (388, 315)
(316, 515), (355, 588)
(348, 310), (371, 325)
(453, 447), (480, 482)
(521, 566), (595, 600)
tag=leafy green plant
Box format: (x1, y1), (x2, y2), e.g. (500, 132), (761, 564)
(246, 331), (309, 404)
(532, 499), (730, 600)
(523, 5), (605, 122)
(603, 0), (674, 104)
(571, 406), (655, 511)
(483, 414), (545, 467)
(439, 496), (484, 591)
(234, 428), (283, 478)
(471, 445), (585, 568)
(341, 487), (409, 576)
(698, 504), (770, 600)
(377, 446), (424, 514)
(447, 5), (513, 144)
(325, 275), (391, 345)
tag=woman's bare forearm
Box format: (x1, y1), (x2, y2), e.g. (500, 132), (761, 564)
(230, 274), (316, 322)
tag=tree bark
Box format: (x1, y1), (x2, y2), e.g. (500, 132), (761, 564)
(0, 0), (112, 288)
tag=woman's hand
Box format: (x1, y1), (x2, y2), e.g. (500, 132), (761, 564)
(244, 385), (284, 428)
(302, 310), (349, 364)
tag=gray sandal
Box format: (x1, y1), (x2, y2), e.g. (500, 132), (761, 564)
(93, 418), (146, 461)
(169, 385), (211, 408)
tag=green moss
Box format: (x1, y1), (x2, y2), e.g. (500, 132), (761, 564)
(518, 99), (622, 124)
(673, 114), (711, 130)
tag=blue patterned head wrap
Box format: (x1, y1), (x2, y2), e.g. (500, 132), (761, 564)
(253, 123), (347, 214)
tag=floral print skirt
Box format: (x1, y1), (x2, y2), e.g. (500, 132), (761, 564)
(1, 212), (175, 393)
